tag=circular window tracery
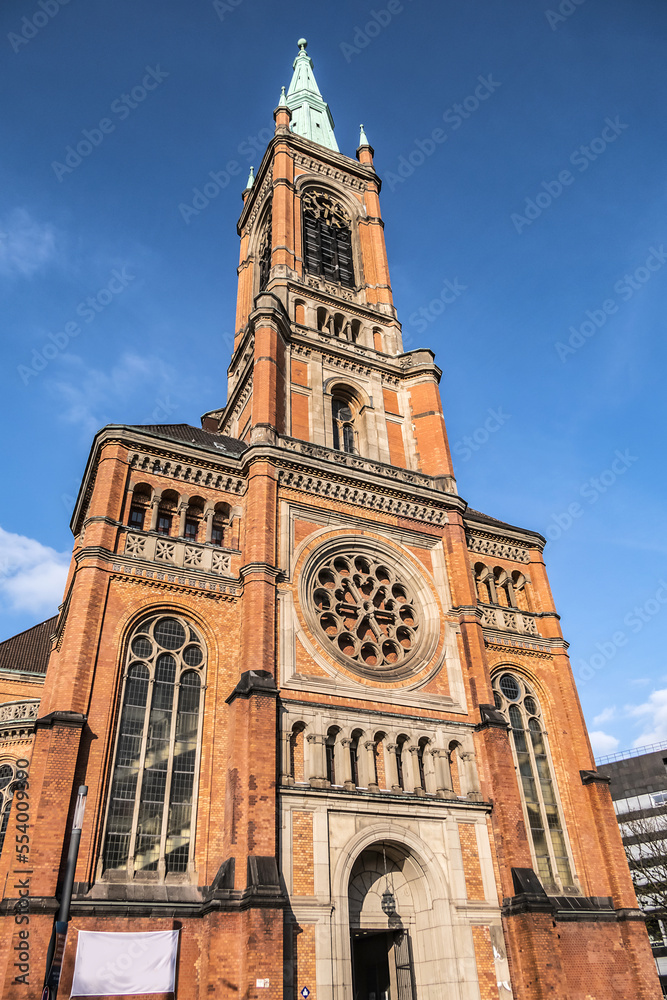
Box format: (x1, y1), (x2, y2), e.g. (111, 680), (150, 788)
(300, 538), (437, 681)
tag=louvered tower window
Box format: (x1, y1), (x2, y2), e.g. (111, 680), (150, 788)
(103, 615), (206, 878)
(259, 213), (272, 292)
(302, 190), (354, 288)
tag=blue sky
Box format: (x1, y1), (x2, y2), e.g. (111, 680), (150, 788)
(1, 0), (666, 756)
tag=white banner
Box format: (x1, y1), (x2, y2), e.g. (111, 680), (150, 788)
(70, 930), (179, 997)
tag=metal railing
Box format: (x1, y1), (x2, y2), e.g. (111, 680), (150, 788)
(596, 740), (667, 765)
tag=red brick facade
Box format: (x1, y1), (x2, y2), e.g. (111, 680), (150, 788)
(0, 40), (659, 1000)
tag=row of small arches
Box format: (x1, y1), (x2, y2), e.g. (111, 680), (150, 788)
(293, 300), (398, 355)
(127, 483), (238, 547)
(474, 563), (531, 611)
(286, 723), (479, 798)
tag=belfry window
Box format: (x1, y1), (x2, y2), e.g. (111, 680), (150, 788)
(492, 672), (574, 889)
(103, 615), (206, 878)
(332, 397), (356, 453)
(259, 213), (272, 292)
(302, 189), (354, 288)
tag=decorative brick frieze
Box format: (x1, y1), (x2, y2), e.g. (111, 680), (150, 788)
(278, 469), (449, 524)
(129, 452), (246, 494)
(466, 532), (531, 564)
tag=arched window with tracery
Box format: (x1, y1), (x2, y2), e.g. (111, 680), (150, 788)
(332, 396), (357, 453)
(259, 212), (272, 292)
(0, 763), (15, 855)
(103, 615), (206, 878)
(492, 671), (574, 889)
(302, 189), (354, 288)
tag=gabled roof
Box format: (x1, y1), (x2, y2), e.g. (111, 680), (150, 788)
(465, 508), (545, 543)
(129, 424), (248, 458)
(0, 616), (57, 675)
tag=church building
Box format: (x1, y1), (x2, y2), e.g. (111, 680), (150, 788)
(0, 38), (661, 1000)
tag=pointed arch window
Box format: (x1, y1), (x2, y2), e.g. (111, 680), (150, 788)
(302, 189), (354, 288)
(332, 397), (356, 453)
(492, 672), (574, 889)
(103, 615), (206, 879)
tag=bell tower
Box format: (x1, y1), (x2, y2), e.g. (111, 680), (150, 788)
(204, 38), (457, 491)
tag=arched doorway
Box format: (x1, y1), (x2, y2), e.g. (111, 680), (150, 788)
(348, 844), (420, 1000)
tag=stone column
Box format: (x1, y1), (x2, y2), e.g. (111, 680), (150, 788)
(361, 741), (378, 791)
(340, 739), (355, 790)
(433, 748), (455, 799)
(385, 744), (400, 792)
(307, 734), (327, 787)
(461, 751), (482, 799)
(149, 497), (160, 531)
(178, 503), (188, 537)
(204, 507), (214, 544)
(280, 729), (293, 785)
(406, 747), (424, 795)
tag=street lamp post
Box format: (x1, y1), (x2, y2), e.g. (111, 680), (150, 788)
(42, 785), (87, 1000)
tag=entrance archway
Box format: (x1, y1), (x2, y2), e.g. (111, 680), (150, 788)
(347, 844), (423, 1000)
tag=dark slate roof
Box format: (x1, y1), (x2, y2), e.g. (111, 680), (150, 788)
(129, 424), (247, 458)
(0, 616), (57, 675)
(465, 508), (545, 542)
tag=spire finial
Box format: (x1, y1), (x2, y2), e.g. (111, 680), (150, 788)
(285, 38), (339, 151)
(245, 165), (255, 190)
(359, 123), (370, 147)
(278, 85), (287, 107)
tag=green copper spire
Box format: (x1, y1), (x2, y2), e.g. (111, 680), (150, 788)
(286, 38), (339, 152)
(358, 123), (369, 147)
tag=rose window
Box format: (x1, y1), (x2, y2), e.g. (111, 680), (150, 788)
(310, 553), (420, 670)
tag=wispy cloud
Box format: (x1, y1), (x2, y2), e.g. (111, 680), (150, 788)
(0, 526), (69, 615)
(593, 706), (616, 726)
(0, 208), (56, 279)
(589, 730), (620, 754)
(627, 688), (667, 746)
(50, 352), (183, 438)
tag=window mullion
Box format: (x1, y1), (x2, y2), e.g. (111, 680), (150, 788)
(127, 670), (153, 877)
(186, 678), (207, 873)
(527, 722), (560, 890)
(158, 666), (181, 876)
